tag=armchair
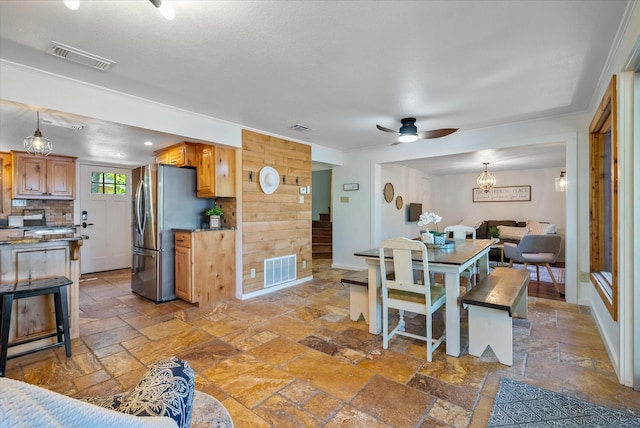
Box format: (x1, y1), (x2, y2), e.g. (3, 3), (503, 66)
(503, 234), (563, 295)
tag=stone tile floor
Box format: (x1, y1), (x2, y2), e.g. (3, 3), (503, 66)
(5, 261), (639, 427)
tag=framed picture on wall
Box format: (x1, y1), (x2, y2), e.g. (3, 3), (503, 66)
(473, 185), (531, 202)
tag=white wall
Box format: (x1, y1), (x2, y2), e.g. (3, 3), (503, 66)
(580, 1), (639, 388)
(379, 164), (432, 241)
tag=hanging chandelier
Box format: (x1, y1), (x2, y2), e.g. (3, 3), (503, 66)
(477, 162), (496, 193)
(23, 112), (53, 156)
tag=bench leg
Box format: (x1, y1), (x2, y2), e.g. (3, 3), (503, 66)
(467, 305), (513, 366)
(350, 285), (369, 323)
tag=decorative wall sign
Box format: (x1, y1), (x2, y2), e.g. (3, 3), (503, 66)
(383, 182), (394, 202)
(395, 195), (403, 209)
(472, 185), (531, 202)
(343, 183), (359, 191)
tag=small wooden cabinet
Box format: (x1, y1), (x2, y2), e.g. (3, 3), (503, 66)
(174, 231), (193, 302)
(0, 152), (12, 218)
(174, 229), (235, 304)
(196, 144), (236, 197)
(154, 142), (197, 167)
(12, 151), (76, 200)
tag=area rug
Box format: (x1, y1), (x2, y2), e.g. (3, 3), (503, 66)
(488, 377), (640, 427)
(190, 391), (234, 428)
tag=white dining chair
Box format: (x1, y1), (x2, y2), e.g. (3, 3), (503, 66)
(443, 225), (477, 289)
(379, 237), (446, 362)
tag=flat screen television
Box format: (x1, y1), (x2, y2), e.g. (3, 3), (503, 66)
(408, 203), (422, 222)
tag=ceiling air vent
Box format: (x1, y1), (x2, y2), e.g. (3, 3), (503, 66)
(288, 124), (313, 132)
(40, 118), (84, 131)
(46, 41), (116, 71)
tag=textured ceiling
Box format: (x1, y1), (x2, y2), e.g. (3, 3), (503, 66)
(0, 0), (631, 170)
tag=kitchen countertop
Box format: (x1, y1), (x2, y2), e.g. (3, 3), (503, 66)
(174, 227), (236, 232)
(0, 235), (85, 246)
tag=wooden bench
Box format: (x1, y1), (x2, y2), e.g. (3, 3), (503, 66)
(341, 270), (369, 322)
(460, 267), (529, 366)
(0, 276), (73, 376)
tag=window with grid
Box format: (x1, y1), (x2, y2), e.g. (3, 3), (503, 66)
(91, 171), (127, 195)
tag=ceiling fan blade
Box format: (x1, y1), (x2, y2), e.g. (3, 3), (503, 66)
(417, 128), (459, 139)
(376, 124), (398, 133)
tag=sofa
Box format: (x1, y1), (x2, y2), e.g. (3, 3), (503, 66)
(475, 219), (558, 261)
(0, 357), (233, 428)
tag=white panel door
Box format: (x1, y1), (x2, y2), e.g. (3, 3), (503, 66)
(79, 164), (132, 274)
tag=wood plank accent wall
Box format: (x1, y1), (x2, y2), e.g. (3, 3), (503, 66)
(242, 129), (312, 294)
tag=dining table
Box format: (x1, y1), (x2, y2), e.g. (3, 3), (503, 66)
(354, 238), (494, 357)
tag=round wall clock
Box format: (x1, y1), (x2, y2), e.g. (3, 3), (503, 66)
(383, 182), (394, 203)
(396, 195), (403, 209)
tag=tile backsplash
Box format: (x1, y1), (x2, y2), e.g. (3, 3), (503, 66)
(10, 200), (74, 225)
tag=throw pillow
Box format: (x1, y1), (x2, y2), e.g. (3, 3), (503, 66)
(497, 225), (528, 240)
(82, 357), (195, 428)
(527, 220), (556, 235)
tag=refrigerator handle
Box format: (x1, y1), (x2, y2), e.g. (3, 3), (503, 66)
(135, 179), (146, 235)
(133, 248), (155, 258)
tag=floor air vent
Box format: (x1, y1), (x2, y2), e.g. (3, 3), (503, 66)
(264, 255), (297, 288)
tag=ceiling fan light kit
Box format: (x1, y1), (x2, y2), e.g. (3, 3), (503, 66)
(149, 0), (175, 20)
(23, 112), (53, 157)
(476, 162), (496, 193)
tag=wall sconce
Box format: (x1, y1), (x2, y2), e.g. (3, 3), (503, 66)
(476, 162), (496, 193)
(555, 171), (567, 192)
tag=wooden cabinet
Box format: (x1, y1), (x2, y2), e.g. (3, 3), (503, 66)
(174, 231), (193, 302)
(11, 151), (76, 199)
(0, 239), (81, 354)
(154, 142), (197, 167)
(196, 144), (236, 197)
(174, 229), (235, 304)
(0, 152), (12, 218)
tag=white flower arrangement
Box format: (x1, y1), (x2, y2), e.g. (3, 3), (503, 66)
(417, 212), (443, 234)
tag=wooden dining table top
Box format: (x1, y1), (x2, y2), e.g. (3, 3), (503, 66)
(354, 239), (494, 266)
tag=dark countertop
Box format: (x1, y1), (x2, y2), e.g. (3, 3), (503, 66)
(174, 227), (236, 232)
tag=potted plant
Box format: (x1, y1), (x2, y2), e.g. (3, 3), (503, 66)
(205, 206), (223, 228)
(489, 226), (500, 240)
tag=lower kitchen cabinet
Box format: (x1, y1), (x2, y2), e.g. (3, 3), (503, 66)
(174, 229), (235, 304)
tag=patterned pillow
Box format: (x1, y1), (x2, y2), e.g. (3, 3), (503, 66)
(497, 225), (528, 240)
(82, 357), (195, 428)
(527, 220), (556, 235)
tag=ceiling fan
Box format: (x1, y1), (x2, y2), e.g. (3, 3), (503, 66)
(376, 117), (458, 145)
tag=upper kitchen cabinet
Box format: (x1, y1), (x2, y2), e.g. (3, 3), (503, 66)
(12, 151), (76, 200)
(196, 144), (236, 198)
(154, 142), (197, 167)
(0, 152), (12, 217)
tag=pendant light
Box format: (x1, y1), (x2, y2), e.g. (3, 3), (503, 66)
(477, 162), (496, 193)
(23, 112), (53, 156)
(555, 171), (567, 192)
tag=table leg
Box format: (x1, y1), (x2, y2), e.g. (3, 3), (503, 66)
(477, 252), (489, 279)
(444, 272), (461, 357)
(367, 264), (382, 335)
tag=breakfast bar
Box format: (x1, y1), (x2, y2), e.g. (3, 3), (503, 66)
(0, 231), (83, 364)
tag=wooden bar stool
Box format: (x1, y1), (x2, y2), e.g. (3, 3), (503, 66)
(0, 276), (73, 376)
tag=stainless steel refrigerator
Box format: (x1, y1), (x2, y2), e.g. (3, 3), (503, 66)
(131, 164), (210, 302)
